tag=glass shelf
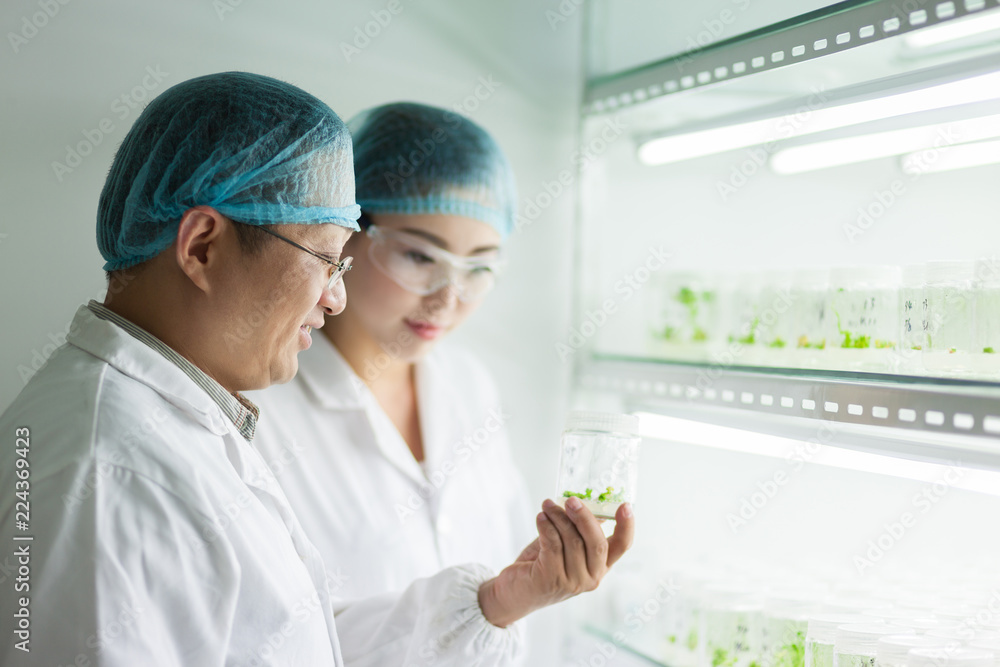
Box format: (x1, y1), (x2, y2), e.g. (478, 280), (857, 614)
(577, 354), (1000, 471)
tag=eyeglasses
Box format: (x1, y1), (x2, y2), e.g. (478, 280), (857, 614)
(365, 225), (503, 303)
(255, 225), (353, 291)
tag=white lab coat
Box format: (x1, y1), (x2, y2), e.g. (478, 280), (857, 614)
(0, 305), (523, 666)
(248, 332), (535, 656)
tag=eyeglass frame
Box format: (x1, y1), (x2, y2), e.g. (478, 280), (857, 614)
(252, 224), (353, 291)
(364, 224), (504, 302)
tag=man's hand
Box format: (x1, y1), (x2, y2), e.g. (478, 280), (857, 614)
(478, 497), (635, 628)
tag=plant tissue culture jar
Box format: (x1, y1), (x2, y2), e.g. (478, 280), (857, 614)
(922, 260), (975, 375)
(826, 267), (900, 372)
(974, 258), (1000, 379)
(806, 615), (872, 667)
(898, 264), (927, 376)
(556, 411), (641, 520)
(790, 269), (829, 369)
(833, 624), (900, 667)
(702, 586), (763, 667)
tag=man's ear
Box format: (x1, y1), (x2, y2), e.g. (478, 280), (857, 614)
(175, 206), (231, 293)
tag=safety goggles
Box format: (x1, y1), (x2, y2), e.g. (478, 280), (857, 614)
(365, 225), (503, 303)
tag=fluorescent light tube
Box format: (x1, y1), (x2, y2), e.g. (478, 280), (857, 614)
(902, 137), (1000, 174)
(638, 70), (1000, 166)
(633, 411), (1000, 496)
(904, 10), (1000, 49)
(769, 114), (1000, 174)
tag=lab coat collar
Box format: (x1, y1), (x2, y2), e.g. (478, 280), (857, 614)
(66, 305), (231, 436)
(294, 330), (367, 410)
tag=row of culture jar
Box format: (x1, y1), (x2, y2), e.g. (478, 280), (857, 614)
(594, 571), (1000, 667)
(644, 260), (1000, 378)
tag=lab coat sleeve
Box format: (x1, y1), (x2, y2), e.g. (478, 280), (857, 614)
(332, 562), (524, 667)
(3, 461), (239, 667)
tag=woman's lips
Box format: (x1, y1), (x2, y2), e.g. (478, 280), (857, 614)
(405, 319), (445, 341)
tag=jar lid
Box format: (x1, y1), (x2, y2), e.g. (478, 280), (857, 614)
(890, 618), (962, 632)
(907, 647), (995, 667)
(925, 260), (976, 285)
(807, 614), (877, 643)
(830, 265), (901, 288)
(877, 635), (952, 665)
(974, 259), (1000, 287)
(564, 411), (640, 436)
(835, 624), (905, 655)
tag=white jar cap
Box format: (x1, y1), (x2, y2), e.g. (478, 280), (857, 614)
(830, 265), (901, 288)
(877, 635), (953, 666)
(925, 260), (976, 285)
(807, 614), (878, 643)
(907, 647), (995, 667)
(891, 618), (962, 633)
(564, 410), (640, 436)
(836, 624), (907, 655)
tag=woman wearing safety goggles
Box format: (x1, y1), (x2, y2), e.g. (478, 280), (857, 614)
(249, 102), (535, 626)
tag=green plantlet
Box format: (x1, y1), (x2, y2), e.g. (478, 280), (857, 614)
(597, 486), (624, 503)
(712, 648), (737, 667)
(773, 632), (806, 667)
(875, 340), (895, 350)
(686, 630), (699, 652)
(562, 488), (593, 500)
(677, 287), (698, 307)
(662, 326), (677, 341)
(985, 347), (995, 354)
(834, 309), (870, 349)
(769, 338), (786, 349)
(693, 328), (708, 342)
(668, 635), (677, 644)
(736, 316), (759, 345)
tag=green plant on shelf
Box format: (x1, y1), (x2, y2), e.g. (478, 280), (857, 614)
(661, 326), (677, 342)
(985, 347), (995, 354)
(749, 661), (761, 667)
(875, 340), (895, 350)
(729, 316), (759, 345)
(668, 635), (677, 644)
(769, 338), (787, 349)
(712, 647), (737, 667)
(693, 328), (709, 342)
(562, 488), (592, 500)
(797, 335), (826, 350)
(675, 286), (711, 344)
(686, 630), (699, 652)
(773, 632), (806, 667)
(833, 310), (870, 349)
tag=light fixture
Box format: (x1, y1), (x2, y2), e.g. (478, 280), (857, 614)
(903, 9), (1000, 49)
(769, 114), (1000, 174)
(633, 411), (1000, 497)
(637, 56), (1000, 167)
(901, 137), (1000, 174)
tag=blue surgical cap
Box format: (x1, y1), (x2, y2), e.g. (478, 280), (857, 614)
(349, 102), (517, 239)
(98, 71), (361, 271)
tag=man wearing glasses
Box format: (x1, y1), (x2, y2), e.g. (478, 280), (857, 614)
(0, 72), (633, 666)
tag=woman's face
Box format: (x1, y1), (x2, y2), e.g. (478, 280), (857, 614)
(336, 212), (502, 363)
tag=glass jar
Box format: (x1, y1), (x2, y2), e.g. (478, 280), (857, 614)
(806, 615), (873, 667)
(790, 269), (830, 369)
(973, 259), (1000, 379)
(757, 271), (796, 368)
(834, 624), (905, 667)
(555, 411), (641, 520)
(922, 260), (976, 375)
(761, 598), (820, 667)
(648, 272), (718, 362)
(826, 267), (901, 372)
(876, 635), (952, 667)
(898, 264), (927, 376)
(718, 272), (765, 366)
(907, 647), (995, 667)
(701, 586), (763, 667)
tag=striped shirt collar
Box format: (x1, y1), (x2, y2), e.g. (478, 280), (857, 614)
(86, 300), (259, 442)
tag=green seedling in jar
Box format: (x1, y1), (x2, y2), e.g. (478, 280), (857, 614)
(833, 310), (871, 349)
(773, 631), (806, 667)
(769, 338), (786, 349)
(686, 630), (699, 652)
(675, 286), (711, 343)
(596, 487), (624, 503)
(562, 488), (592, 500)
(985, 347), (995, 354)
(712, 648), (737, 667)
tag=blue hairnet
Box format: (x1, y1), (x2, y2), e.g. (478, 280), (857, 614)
(98, 71), (361, 271)
(349, 102), (516, 239)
